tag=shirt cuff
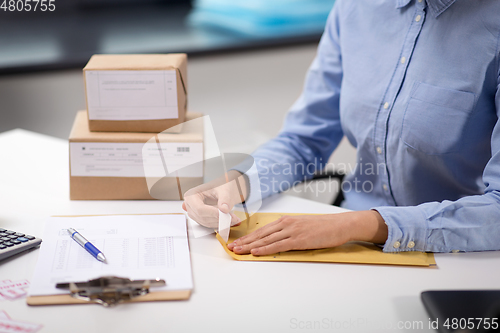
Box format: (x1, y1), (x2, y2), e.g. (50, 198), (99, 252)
(372, 205), (429, 253)
(231, 159), (262, 214)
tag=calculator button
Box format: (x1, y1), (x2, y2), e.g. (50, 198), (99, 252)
(0, 244), (6, 249)
(0, 228), (6, 232)
(8, 235), (18, 239)
(14, 232), (25, 237)
(4, 230), (15, 235)
(0, 233), (7, 237)
(11, 240), (21, 245)
(24, 235), (35, 240)
(3, 242), (13, 247)
(17, 237), (29, 242)
(1, 237), (10, 242)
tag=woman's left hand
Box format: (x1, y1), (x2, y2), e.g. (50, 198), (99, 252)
(227, 210), (388, 256)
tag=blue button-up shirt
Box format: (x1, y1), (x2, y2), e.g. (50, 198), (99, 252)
(246, 0), (500, 253)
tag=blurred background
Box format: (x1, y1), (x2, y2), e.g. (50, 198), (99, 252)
(0, 0), (355, 203)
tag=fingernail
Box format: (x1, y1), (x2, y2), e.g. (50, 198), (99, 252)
(236, 216), (241, 223)
(220, 203), (229, 212)
(251, 248), (259, 255)
(234, 246), (242, 251)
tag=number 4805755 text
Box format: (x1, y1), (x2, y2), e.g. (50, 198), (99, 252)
(1, 0), (56, 12)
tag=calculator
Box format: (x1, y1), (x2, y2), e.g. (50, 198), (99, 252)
(0, 228), (42, 261)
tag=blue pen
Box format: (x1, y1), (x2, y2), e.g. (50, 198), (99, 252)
(67, 228), (107, 263)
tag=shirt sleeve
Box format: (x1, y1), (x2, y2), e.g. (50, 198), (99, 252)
(242, 3), (345, 201)
(374, 64), (500, 253)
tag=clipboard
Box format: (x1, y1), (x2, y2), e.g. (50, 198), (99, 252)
(27, 277), (190, 306)
(216, 213), (436, 267)
(27, 214), (193, 306)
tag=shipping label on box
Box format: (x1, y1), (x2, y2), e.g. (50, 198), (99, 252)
(85, 70), (179, 121)
(70, 142), (203, 178)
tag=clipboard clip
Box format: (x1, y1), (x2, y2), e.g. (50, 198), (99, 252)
(55, 276), (166, 307)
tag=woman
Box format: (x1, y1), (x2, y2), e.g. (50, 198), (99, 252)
(183, 0), (500, 256)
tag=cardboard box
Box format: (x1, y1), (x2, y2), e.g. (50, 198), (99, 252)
(69, 111), (204, 200)
(83, 54), (188, 133)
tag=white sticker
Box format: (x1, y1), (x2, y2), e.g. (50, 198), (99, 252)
(85, 70), (179, 120)
(218, 209), (231, 243)
(70, 142), (202, 178)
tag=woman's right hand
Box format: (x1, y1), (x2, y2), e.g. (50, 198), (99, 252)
(182, 170), (248, 229)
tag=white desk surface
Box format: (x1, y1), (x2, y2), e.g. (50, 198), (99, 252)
(0, 129), (499, 333)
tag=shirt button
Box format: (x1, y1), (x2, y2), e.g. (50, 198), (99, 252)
(418, 0), (422, 2)
(408, 241), (415, 249)
(393, 241), (401, 249)
(452, 249), (460, 253)
(376, 146), (382, 154)
(415, 15), (422, 22)
(383, 184), (388, 191)
(383, 102), (390, 109)
(400, 56), (406, 64)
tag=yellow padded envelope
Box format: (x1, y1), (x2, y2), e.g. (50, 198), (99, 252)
(216, 213), (436, 267)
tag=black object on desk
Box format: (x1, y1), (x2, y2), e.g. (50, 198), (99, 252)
(422, 290), (500, 332)
(0, 228), (42, 261)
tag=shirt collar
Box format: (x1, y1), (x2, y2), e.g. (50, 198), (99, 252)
(395, 0), (457, 18)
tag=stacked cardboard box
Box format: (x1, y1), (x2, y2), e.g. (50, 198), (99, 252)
(69, 54), (204, 200)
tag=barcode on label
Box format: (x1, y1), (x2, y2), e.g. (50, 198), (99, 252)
(177, 147), (190, 153)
